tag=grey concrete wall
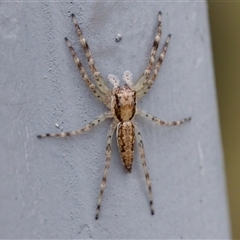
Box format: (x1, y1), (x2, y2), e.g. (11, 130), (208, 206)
(0, 2), (230, 239)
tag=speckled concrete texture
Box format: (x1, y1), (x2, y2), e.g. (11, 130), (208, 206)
(0, 2), (230, 238)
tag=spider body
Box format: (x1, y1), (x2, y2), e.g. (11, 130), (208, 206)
(37, 12), (191, 219)
(112, 84), (137, 172)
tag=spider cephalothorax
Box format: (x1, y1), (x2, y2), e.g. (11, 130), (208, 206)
(112, 84), (136, 122)
(38, 12), (191, 219)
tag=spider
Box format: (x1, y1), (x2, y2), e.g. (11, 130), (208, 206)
(37, 12), (191, 219)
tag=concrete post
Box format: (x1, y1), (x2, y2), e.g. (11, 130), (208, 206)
(0, 2), (230, 238)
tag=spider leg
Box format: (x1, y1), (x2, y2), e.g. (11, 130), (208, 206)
(71, 14), (110, 94)
(136, 34), (171, 99)
(133, 11), (162, 93)
(95, 120), (117, 220)
(65, 37), (110, 108)
(135, 125), (154, 215)
(137, 109), (191, 126)
(37, 111), (112, 138)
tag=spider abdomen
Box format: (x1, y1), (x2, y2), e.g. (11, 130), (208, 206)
(116, 121), (135, 172)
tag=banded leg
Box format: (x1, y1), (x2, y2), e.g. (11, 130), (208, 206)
(95, 120), (117, 220)
(37, 111), (112, 138)
(134, 11), (162, 92)
(138, 109), (191, 126)
(71, 14), (110, 94)
(135, 125), (154, 215)
(137, 34), (171, 99)
(65, 37), (110, 108)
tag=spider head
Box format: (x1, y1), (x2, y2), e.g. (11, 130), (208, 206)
(112, 85), (136, 122)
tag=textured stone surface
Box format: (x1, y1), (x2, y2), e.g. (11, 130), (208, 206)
(0, 2), (230, 238)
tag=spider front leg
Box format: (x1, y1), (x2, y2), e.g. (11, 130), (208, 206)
(135, 125), (154, 215)
(134, 11), (162, 93)
(37, 111), (112, 138)
(65, 37), (110, 108)
(71, 14), (110, 95)
(136, 34), (171, 99)
(138, 109), (191, 126)
(95, 120), (117, 220)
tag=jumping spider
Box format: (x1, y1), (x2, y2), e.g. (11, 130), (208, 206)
(37, 12), (191, 219)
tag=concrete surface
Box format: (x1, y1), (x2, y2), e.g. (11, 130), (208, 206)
(0, 1), (230, 239)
